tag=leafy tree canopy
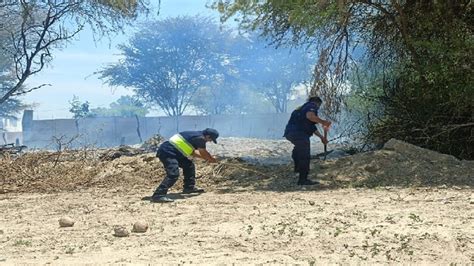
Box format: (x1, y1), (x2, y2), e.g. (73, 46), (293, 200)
(99, 15), (233, 116)
(91, 95), (149, 117)
(69, 96), (95, 119)
(212, 1), (473, 159)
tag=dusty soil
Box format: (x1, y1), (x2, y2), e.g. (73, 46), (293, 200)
(1, 187), (473, 264)
(0, 138), (473, 264)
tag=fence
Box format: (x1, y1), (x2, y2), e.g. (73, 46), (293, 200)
(21, 110), (291, 149)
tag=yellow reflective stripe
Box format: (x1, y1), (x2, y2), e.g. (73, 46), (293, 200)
(169, 134), (194, 156)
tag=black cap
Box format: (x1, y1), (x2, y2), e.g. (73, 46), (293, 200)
(203, 128), (219, 143)
(308, 96), (322, 104)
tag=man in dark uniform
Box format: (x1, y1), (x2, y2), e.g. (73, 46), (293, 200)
(151, 128), (219, 203)
(284, 96), (331, 185)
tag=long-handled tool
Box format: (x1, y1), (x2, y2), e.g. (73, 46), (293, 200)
(323, 125), (329, 160)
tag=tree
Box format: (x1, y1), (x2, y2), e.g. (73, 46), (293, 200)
(68, 96), (95, 119)
(99, 16), (231, 116)
(191, 82), (242, 115)
(212, 1), (474, 159)
(237, 33), (314, 113)
(91, 95), (149, 117)
(0, 51), (27, 119)
(189, 36), (247, 115)
(212, 0), (354, 115)
(212, 1), (471, 113)
(0, 0), (149, 106)
(191, 32), (314, 114)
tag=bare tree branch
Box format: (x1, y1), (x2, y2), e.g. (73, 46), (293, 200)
(11, 83), (51, 96)
(0, 0), (149, 106)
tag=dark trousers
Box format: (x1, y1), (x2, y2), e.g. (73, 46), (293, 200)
(153, 153), (196, 196)
(285, 132), (311, 180)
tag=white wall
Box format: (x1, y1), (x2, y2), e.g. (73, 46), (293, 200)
(22, 113), (291, 149)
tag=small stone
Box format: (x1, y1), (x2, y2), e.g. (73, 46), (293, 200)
(308, 200), (315, 206)
(58, 217), (75, 227)
(114, 226), (130, 237)
(0, 229), (4, 234)
(132, 221), (149, 233)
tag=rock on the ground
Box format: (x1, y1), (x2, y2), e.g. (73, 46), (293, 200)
(132, 221), (149, 233)
(58, 217), (75, 227)
(114, 226), (130, 237)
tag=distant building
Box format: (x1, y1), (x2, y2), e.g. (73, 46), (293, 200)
(0, 116), (23, 145)
(0, 117), (22, 132)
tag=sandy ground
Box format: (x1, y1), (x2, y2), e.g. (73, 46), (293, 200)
(207, 137), (330, 164)
(0, 186), (473, 264)
(1, 138), (473, 264)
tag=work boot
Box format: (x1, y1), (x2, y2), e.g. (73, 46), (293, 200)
(182, 187), (205, 194)
(150, 195), (174, 203)
(297, 179), (320, 186)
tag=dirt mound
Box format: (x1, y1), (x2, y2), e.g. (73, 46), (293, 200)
(0, 138), (472, 194)
(316, 139), (474, 188)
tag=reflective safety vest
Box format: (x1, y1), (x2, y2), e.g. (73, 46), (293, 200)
(169, 133), (194, 157)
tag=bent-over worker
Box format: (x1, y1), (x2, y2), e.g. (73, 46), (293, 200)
(151, 128), (219, 203)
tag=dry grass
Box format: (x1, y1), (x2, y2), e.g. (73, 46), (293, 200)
(1, 139), (472, 195)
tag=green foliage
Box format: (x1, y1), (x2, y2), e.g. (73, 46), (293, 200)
(68, 96), (95, 119)
(367, 2), (474, 159)
(211, 0), (354, 115)
(94, 0), (146, 17)
(212, 1), (338, 45)
(215, 0), (473, 159)
(91, 95), (148, 117)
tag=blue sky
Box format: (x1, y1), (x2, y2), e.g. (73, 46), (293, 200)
(24, 0), (221, 119)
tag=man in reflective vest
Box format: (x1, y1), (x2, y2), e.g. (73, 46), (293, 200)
(151, 128), (219, 203)
(284, 96), (331, 185)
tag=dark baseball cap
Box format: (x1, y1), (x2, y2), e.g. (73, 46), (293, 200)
(203, 128), (219, 143)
